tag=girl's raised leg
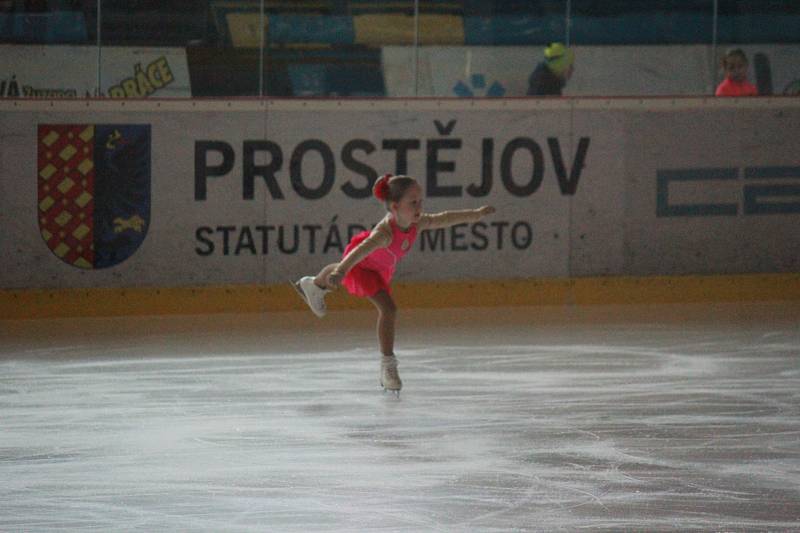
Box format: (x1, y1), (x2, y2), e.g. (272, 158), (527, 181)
(294, 263), (338, 317)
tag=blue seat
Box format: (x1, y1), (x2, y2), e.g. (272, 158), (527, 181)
(1, 11), (87, 43)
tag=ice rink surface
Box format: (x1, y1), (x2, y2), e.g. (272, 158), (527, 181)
(2, 302), (799, 532)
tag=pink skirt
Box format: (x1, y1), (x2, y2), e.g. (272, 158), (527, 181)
(341, 231), (393, 298)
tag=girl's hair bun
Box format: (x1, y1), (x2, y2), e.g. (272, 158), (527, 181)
(373, 173), (393, 201)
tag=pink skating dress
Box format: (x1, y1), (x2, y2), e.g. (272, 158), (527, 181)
(342, 218), (417, 298)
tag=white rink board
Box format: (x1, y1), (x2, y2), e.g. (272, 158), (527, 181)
(623, 105), (800, 276)
(0, 98), (799, 290)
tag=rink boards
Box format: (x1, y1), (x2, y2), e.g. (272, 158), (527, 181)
(1, 98), (799, 317)
(2, 273), (799, 319)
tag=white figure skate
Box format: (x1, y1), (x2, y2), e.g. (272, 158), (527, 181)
(293, 276), (329, 318)
(381, 355), (402, 397)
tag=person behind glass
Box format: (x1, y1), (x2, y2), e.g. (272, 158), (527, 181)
(527, 42), (574, 96)
(293, 174), (496, 395)
(715, 49), (758, 97)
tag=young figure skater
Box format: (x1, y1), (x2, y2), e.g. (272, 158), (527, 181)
(294, 173), (495, 394)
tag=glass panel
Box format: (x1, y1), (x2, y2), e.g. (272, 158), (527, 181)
(568, 0), (716, 96)
(279, 0), (387, 97)
(343, 0), (415, 97)
(0, 0), (88, 45)
(1, 0), (96, 98)
(192, 0), (393, 97)
(187, 0), (261, 97)
(717, 0), (800, 44)
(413, 0), (568, 97)
(3, 1), (798, 100)
(716, 0), (800, 96)
(94, 0), (202, 98)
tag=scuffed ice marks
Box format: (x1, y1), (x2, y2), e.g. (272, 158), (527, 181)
(0, 305), (799, 531)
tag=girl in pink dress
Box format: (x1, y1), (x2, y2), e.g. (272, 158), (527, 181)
(715, 49), (758, 97)
(294, 174), (495, 394)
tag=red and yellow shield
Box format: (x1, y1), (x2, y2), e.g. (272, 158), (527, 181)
(37, 124), (151, 269)
(38, 124), (97, 269)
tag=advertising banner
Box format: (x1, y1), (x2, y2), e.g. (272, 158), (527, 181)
(624, 103), (800, 275)
(0, 45), (191, 99)
(0, 99), (798, 291)
(1, 100), (610, 289)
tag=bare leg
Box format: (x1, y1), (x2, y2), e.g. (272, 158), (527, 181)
(368, 290), (397, 356)
(369, 290), (401, 392)
(314, 263), (340, 290)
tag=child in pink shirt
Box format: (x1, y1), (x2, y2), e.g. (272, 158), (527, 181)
(715, 49), (758, 97)
(294, 174), (495, 395)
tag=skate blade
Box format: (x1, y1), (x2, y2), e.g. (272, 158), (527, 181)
(289, 279), (308, 304)
(381, 386), (401, 399)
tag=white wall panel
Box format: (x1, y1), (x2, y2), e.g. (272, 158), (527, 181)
(1, 98), (798, 290)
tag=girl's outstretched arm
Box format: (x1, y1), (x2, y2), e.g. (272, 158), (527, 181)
(418, 205), (495, 231)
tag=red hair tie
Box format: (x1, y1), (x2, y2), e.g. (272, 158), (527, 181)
(374, 173), (392, 201)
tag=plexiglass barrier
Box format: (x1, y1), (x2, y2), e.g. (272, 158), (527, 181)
(1, 0), (798, 98)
